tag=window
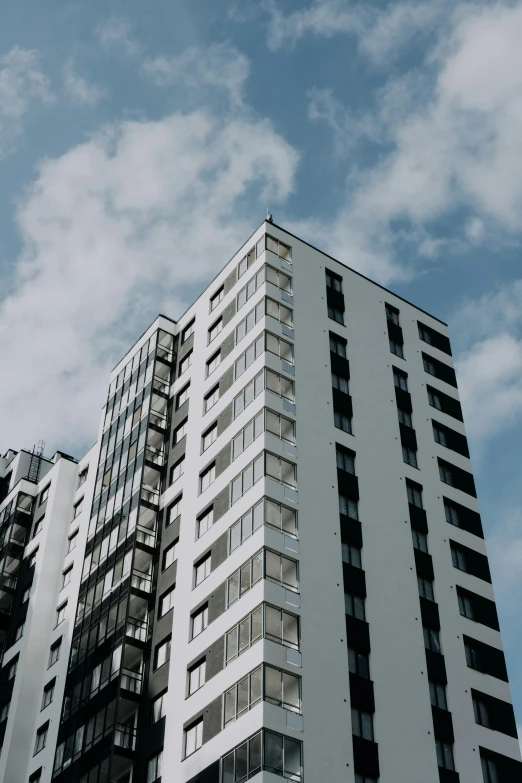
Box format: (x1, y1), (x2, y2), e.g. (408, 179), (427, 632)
(163, 540), (178, 570)
(336, 447), (355, 474)
(197, 506), (214, 538)
(332, 371), (349, 394)
(265, 453), (297, 488)
(473, 695), (490, 727)
(67, 530), (78, 553)
(266, 235), (292, 261)
(444, 500), (460, 527)
(266, 263), (292, 292)
(39, 485), (50, 505)
(393, 368), (408, 391)
(28, 548), (39, 568)
(176, 382), (190, 409)
(225, 605), (298, 664)
(222, 730), (302, 783)
(397, 407), (412, 427)
(173, 419), (187, 444)
(155, 637), (171, 669)
(428, 389), (442, 410)
(355, 777), (378, 783)
(265, 367), (295, 402)
(202, 423), (217, 451)
(210, 285), (224, 312)
(230, 497), (297, 552)
(451, 544), (467, 572)
(34, 724), (48, 755)
(439, 461), (453, 485)
(345, 592), (365, 621)
(436, 740), (455, 771)
(14, 622), (24, 642)
(429, 680), (447, 710)
(481, 756), (499, 783)
(342, 542), (362, 568)
(349, 648), (370, 679)
(237, 266), (265, 309)
(159, 586), (175, 618)
(386, 304), (400, 325)
(200, 462), (216, 492)
(234, 370), (264, 417)
(147, 750), (163, 783)
(389, 339), (404, 358)
(206, 350), (221, 377)
(55, 602), (67, 627)
(191, 605), (208, 639)
(237, 243), (259, 279)
(23, 584), (32, 603)
(78, 467), (88, 487)
(407, 482), (423, 508)
(170, 456), (185, 484)
(266, 297), (293, 327)
(465, 640), (482, 671)
(402, 446), (418, 468)
(195, 553), (211, 586)
(423, 626), (441, 653)
(179, 351), (193, 375)
(227, 551), (263, 606)
(166, 495), (182, 526)
(233, 411), (264, 459)
(330, 333), (347, 357)
(328, 306), (345, 324)
(224, 666), (263, 725)
(458, 592), (474, 620)
(182, 319), (195, 344)
(412, 530), (428, 553)
(266, 410), (295, 444)
(151, 692), (166, 724)
(7, 658), (18, 680)
(351, 708), (374, 741)
(334, 409), (352, 434)
(185, 719), (203, 757)
(265, 665), (301, 712)
(188, 659), (206, 695)
(62, 566), (73, 589)
(266, 333), (294, 364)
(29, 771), (42, 783)
(266, 549), (298, 590)
(339, 494), (358, 520)
(433, 423), (447, 446)
(73, 497), (83, 518)
(231, 454), (264, 504)
(204, 384), (219, 413)
(48, 639), (61, 667)
(235, 334), (264, 378)
(41, 680), (55, 710)
(208, 317), (223, 343)
(33, 518), (43, 537)
(423, 357), (437, 376)
(0, 700), (9, 722)
(326, 270), (343, 292)
(418, 577), (435, 601)
(418, 323), (433, 344)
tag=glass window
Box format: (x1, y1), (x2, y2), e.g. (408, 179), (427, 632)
(200, 463), (216, 492)
(266, 264), (292, 292)
(202, 423), (217, 451)
(329, 334), (347, 357)
(67, 531), (78, 553)
(204, 384), (219, 412)
(173, 419), (187, 444)
(342, 542), (362, 568)
(390, 339), (404, 358)
(325, 270), (342, 292)
(234, 370), (264, 417)
(210, 285), (224, 311)
(208, 317), (223, 343)
(231, 454), (264, 504)
(423, 626), (441, 653)
(481, 756), (499, 783)
(195, 554), (211, 586)
(198, 506), (214, 538)
(436, 740), (455, 771)
(151, 692), (166, 724)
(39, 485), (50, 505)
(473, 695), (490, 727)
(55, 602), (67, 627)
(336, 447), (355, 474)
(237, 267), (266, 309)
(393, 368), (408, 391)
(159, 586), (175, 618)
(334, 409), (352, 433)
(176, 383), (190, 409)
(147, 750), (163, 783)
(185, 719), (203, 757)
(348, 648), (370, 679)
(418, 577), (435, 601)
(166, 495), (182, 526)
(34, 724), (48, 755)
(179, 351), (193, 375)
(233, 412), (265, 459)
(424, 357), (437, 376)
(458, 592), (474, 620)
(398, 407), (412, 427)
(429, 389), (442, 410)
(351, 708), (374, 741)
(181, 319), (195, 344)
(386, 304), (400, 325)
(407, 482), (423, 508)
(403, 446), (418, 468)
(429, 680), (447, 710)
(412, 530), (428, 553)
(206, 350), (221, 377)
(14, 622), (24, 641)
(345, 593), (365, 621)
(155, 637), (171, 669)
(191, 605), (208, 639)
(0, 700), (10, 722)
(444, 501), (460, 527)
(62, 566), (73, 589)
(433, 424), (447, 446)
(439, 462), (453, 485)
(328, 306), (345, 324)
(170, 456), (185, 484)
(188, 659), (206, 695)
(332, 372), (349, 394)
(339, 494), (358, 520)
(49, 640), (61, 667)
(163, 540), (178, 570)
(451, 545), (467, 572)
(465, 641), (482, 671)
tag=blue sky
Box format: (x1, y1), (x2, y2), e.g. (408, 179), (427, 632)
(1, 0), (522, 737)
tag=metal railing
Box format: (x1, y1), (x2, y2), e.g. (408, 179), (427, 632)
(144, 447), (166, 467)
(131, 569), (152, 593)
(121, 668), (143, 694)
(126, 616), (149, 642)
(114, 722), (137, 750)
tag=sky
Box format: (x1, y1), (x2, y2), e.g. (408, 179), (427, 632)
(0, 0), (522, 739)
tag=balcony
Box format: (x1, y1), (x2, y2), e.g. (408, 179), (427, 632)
(131, 569), (152, 594)
(120, 668), (142, 694)
(125, 614), (149, 644)
(114, 722), (136, 751)
(136, 524), (156, 549)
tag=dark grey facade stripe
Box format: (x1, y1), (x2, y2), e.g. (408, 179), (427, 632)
(220, 332), (235, 362)
(219, 366), (234, 396)
(206, 635), (225, 681)
(208, 582), (226, 624)
(215, 442), (232, 479)
(217, 402), (233, 437)
(224, 269), (236, 296)
(211, 532), (228, 572)
(213, 486), (230, 524)
(222, 300), (236, 328)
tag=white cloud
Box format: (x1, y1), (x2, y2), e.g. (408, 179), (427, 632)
(264, 0), (448, 62)
(63, 61), (104, 106)
(0, 46), (54, 157)
(143, 43), (250, 108)
(307, 87), (378, 157)
(95, 17), (140, 56)
(0, 110), (298, 455)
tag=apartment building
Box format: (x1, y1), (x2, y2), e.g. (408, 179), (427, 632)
(0, 220), (520, 783)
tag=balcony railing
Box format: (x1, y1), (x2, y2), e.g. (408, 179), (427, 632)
(131, 569), (152, 594)
(136, 524), (156, 548)
(121, 668), (143, 694)
(144, 447), (166, 467)
(156, 345), (173, 364)
(114, 722), (137, 751)
(149, 410), (167, 431)
(152, 377), (169, 396)
(140, 487), (160, 507)
(126, 616), (149, 643)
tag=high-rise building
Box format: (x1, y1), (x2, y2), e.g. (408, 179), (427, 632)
(0, 220), (520, 783)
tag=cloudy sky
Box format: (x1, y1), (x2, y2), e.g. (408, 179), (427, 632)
(1, 0), (522, 734)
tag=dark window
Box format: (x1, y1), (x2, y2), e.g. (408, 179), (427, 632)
(173, 418), (187, 445)
(407, 481), (423, 508)
(166, 494), (182, 526)
(458, 592), (475, 620)
(163, 540), (178, 570)
(330, 333), (347, 357)
(176, 382), (190, 409)
(34, 723), (48, 755)
(444, 500), (460, 527)
(481, 756), (499, 783)
(170, 456), (185, 484)
(418, 324), (432, 344)
(424, 626), (441, 653)
(48, 639), (61, 667)
(430, 680), (448, 710)
(393, 368), (408, 391)
(191, 604), (208, 639)
(351, 708), (374, 741)
(41, 679), (55, 710)
(204, 384), (219, 412)
(208, 316), (223, 343)
(154, 636), (172, 669)
(328, 306), (345, 324)
(194, 553), (211, 586)
(436, 740), (455, 771)
(424, 357), (437, 376)
(336, 446), (355, 474)
(188, 658), (206, 695)
(349, 648), (370, 679)
(439, 461), (453, 485)
(345, 593), (365, 621)
(386, 304), (400, 325)
(339, 494), (358, 520)
(473, 695), (490, 727)
(402, 446), (418, 468)
(334, 409), (352, 434)
(398, 407), (412, 427)
(451, 544), (467, 572)
(210, 285), (224, 312)
(428, 389), (442, 410)
(332, 372), (349, 394)
(418, 577), (435, 602)
(326, 270), (343, 292)
(389, 339), (404, 358)
(342, 542), (362, 568)
(465, 640), (482, 671)
(412, 529), (428, 553)
(151, 691), (167, 724)
(181, 319), (195, 344)
(39, 485), (50, 506)
(433, 423), (447, 446)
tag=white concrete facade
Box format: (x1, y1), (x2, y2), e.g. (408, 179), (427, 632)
(0, 221), (519, 783)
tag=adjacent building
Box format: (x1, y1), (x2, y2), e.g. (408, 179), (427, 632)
(0, 220), (520, 783)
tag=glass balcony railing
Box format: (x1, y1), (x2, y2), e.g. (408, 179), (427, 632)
(114, 722), (137, 751)
(136, 524), (156, 548)
(126, 616), (149, 643)
(144, 447), (166, 467)
(120, 667), (143, 694)
(131, 569), (152, 594)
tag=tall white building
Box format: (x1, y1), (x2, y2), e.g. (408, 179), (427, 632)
(0, 220), (520, 783)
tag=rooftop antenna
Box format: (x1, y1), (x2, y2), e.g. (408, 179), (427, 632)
(27, 440), (45, 484)
(266, 209), (273, 223)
